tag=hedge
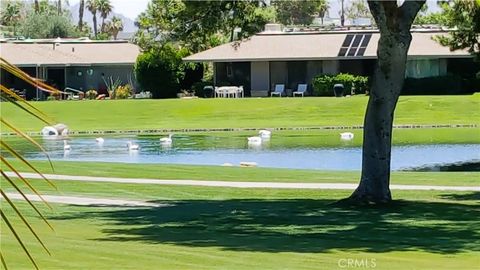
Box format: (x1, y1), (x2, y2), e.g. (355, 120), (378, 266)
(312, 73), (369, 96)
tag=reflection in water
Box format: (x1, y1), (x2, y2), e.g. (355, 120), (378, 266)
(6, 134), (480, 171)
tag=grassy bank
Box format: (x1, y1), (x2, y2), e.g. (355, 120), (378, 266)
(4, 160), (479, 188)
(2, 188), (479, 270)
(2, 95), (479, 132)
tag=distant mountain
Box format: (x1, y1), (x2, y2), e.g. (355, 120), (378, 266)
(69, 3), (137, 34)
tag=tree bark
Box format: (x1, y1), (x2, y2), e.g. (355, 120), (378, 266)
(79, 0), (84, 31)
(347, 1), (425, 204)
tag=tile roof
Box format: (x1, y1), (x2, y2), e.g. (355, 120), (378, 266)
(0, 41), (140, 66)
(183, 31), (471, 62)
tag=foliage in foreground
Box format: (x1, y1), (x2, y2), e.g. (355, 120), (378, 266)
(0, 57), (58, 269)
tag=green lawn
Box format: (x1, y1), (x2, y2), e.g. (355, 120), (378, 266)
(4, 160), (480, 189)
(2, 95), (480, 269)
(2, 188), (479, 270)
(2, 95), (479, 133)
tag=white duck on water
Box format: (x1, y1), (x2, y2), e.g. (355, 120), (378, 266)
(63, 140), (71, 151)
(127, 141), (140, 151)
(258, 129), (272, 139)
(247, 136), (262, 145)
(160, 134), (173, 145)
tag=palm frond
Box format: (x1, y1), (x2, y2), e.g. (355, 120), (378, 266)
(1, 117), (55, 172)
(0, 190), (51, 255)
(0, 170), (54, 230)
(0, 85), (53, 125)
(1, 57), (63, 269)
(0, 210), (40, 270)
(0, 141), (57, 191)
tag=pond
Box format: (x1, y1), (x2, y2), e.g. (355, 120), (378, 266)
(8, 132), (480, 171)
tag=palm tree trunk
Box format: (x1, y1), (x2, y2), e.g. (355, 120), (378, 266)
(93, 14), (98, 37)
(34, 0), (39, 13)
(57, 0), (62, 15)
(340, 0), (345, 26)
(101, 17), (105, 33)
(78, 0), (84, 31)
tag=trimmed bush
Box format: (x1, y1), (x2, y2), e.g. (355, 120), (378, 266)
(312, 73), (370, 96)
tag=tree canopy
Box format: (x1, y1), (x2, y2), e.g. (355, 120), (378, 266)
(273, 0), (328, 26)
(435, 0), (480, 58)
(135, 0), (275, 52)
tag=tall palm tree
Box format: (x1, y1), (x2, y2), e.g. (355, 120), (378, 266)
(97, 0), (112, 33)
(1, 2), (21, 35)
(317, 0), (330, 25)
(86, 0), (99, 37)
(107, 16), (123, 40)
(57, 0), (62, 15)
(339, 0), (345, 26)
(78, 0), (85, 31)
(34, 0), (39, 13)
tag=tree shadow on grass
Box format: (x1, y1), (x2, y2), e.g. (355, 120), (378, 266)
(52, 199), (480, 254)
(440, 192), (480, 201)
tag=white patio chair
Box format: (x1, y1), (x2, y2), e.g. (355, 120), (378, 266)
(271, 84), (285, 97)
(293, 84), (308, 97)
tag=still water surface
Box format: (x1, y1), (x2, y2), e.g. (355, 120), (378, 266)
(12, 134), (480, 171)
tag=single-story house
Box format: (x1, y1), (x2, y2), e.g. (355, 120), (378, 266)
(0, 38), (140, 100)
(184, 24), (476, 96)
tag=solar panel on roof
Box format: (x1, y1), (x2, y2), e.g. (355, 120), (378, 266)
(361, 34), (372, 47)
(351, 35), (363, 47)
(338, 47), (348, 56)
(339, 33), (373, 57)
(356, 47), (366, 56)
(342, 34), (355, 47)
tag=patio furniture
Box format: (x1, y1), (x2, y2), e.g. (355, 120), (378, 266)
(215, 86), (243, 98)
(271, 84), (285, 97)
(293, 84), (308, 97)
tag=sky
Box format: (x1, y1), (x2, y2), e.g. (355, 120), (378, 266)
(68, 0), (150, 20)
(67, 0), (441, 21)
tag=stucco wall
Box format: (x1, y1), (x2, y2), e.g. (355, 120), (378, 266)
(66, 65), (136, 93)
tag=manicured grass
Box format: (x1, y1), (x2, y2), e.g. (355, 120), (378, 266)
(2, 95), (479, 132)
(2, 188), (479, 270)
(4, 160), (480, 188)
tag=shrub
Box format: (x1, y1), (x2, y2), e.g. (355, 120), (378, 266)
(85, 89), (97, 99)
(18, 12), (79, 39)
(135, 43), (190, 99)
(115, 84), (134, 99)
(312, 73), (369, 96)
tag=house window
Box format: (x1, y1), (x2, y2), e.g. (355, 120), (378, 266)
(406, 59), (444, 78)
